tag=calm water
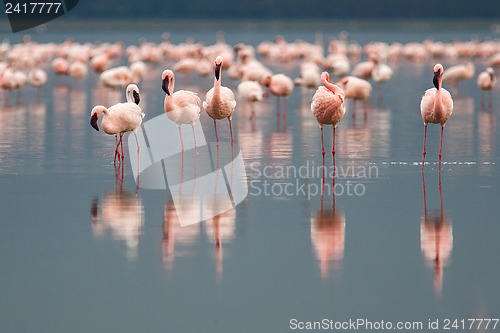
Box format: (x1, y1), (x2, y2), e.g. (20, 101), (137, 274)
(1, 23), (500, 332)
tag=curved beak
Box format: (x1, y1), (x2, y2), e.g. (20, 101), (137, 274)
(215, 63), (221, 81)
(133, 91), (140, 105)
(433, 70), (440, 89)
(90, 113), (99, 131)
(162, 77), (170, 95)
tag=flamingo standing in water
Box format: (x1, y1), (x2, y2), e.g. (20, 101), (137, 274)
(263, 73), (294, 117)
(339, 75), (371, 119)
(162, 69), (202, 150)
(477, 67), (496, 110)
(311, 72), (346, 161)
(420, 63), (453, 169)
(203, 56), (237, 145)
(90, 84), (144, 166)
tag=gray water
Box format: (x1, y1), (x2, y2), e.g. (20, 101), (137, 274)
(1, 23), (499, 332)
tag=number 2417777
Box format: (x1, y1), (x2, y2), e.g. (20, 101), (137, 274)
(443, 319), (499, 330)
(5, 2), (62, 14)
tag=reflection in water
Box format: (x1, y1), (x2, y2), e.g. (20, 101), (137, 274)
(478, 111), (495, 175)
(446, 97), (474, 161)
(311, 175), (345, 278)
(91, 169), (144, 260)
(161, 144), (236, 281)
(421, 171), (453, 296)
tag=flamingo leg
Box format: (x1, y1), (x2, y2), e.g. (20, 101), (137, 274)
(178, 125), (184, 151)
(134, 131), (140, 191)
(480, 90), (485, 111)
(488, 90), (493, 110)
(228, 116), (234, 145)
(114, 135), (121, 165)
(332, 126), (336, 156)
(320, 126), (325, 157)
(439, 125), (444, 162)
(283, 97), (287, 119)
(119, 133), (124, 162)
(214, 119), (219, 145)
(192, 124), (197, 149)
(422, 124), (428, 171)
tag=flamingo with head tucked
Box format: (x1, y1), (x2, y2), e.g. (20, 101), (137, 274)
(477, 67), (496, 109)
(420, 64), (453, 170)
(311, 71), (346, 161)
(203, 56), (237, 145)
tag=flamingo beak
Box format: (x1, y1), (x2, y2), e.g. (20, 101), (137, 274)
(215, 63), (221, 81)
(133, 91), (140, 105)
(90, 113), (99, 131)
(433, 70), (440, 89)
(162, 77), (170, 95)
(91, 197), (99, 222)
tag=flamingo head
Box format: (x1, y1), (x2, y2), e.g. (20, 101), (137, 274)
(215, 56), (223, 80)
(321, 71), (330, 83)
(339, 77), (349, 85)
(486, 67), (495, 80)
(161, 70), (173, 95)
(126, 84), (140, 105)
(433, 63), (444, 89)
(261, 75), (271, 87)
(90, 105), (107, 131)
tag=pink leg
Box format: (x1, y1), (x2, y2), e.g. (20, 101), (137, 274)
(422, 124), (428, 171)
(120, 134), (124, 162)
(192, 124), (197, 149)
(178, 126), (184, 151)
(283, 97), (287, 119)
(320, 126), (325, 157)
(332, 126), (336, 156)
(439, 125), (444, 162)
(134, 132), (140, 191)
(214, 119), (219, 145)
(228, 117), (234, 145)
(114, 135), (121, 165)
(488, 90), (493, 110)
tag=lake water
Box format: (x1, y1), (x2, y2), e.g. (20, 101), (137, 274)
(1, 21), (499, 332)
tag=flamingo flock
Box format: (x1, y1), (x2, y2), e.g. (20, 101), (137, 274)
(0, 33), (498, 176)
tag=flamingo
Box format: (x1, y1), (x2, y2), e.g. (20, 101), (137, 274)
(477, 67), (496, 109)
(311, 72), (346, 159)
(203, 56), (237, 145)
(27, 68), (47, 95)
(161, 69), (202, 150)
(420, 64), (453, 169)
(237, 79), (263, 120)
(263, 73), (294, 117)
(372, 60), (393, 102)
(339, 75), (371, 118)
(90, 84), (144, 166)
(442, 62), (475, 95)
(350, 55), (376, 80)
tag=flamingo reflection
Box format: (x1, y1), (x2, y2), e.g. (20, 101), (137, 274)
(91, 168), (144, 260)
(311, 172), (345, 278)
(420, 171), (453, 296)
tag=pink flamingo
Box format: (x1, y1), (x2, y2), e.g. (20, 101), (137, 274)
(162, 69), (202, 150)
(311, 72), (346, 159)
(442, 62), (475, 96)
(90, 84), (144, 166)
(263, 73), (294, 117)
(477, 67), (496, 110)
(203, 56), (237, 145)
(420, 64), (454, 169)
(339, 75), (371, 119)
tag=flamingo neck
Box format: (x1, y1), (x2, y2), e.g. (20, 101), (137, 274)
(213, 74), (221, 99)
(164, 77), (176, 112)
(322, 76), (342, 95)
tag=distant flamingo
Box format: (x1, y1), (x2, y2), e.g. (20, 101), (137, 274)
(28, 68), (47, 95)
(372, 60), (393, 103)
(263, 73), (294, 118)
(203, 56), (237, 145)
(442, 62), (475, 96)
(90, 84), (144, 166)
(311, 72), (346, 160)
(339, 75), (371, 118)
(350, 55), (376, 80)
(162, 69), (202, 150)
(477, 67), (496, 109)
(420, 64), (453, 169)
(237, 79), (263, 120)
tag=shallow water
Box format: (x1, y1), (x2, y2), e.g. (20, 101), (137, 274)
(1, 24), (500, 332)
